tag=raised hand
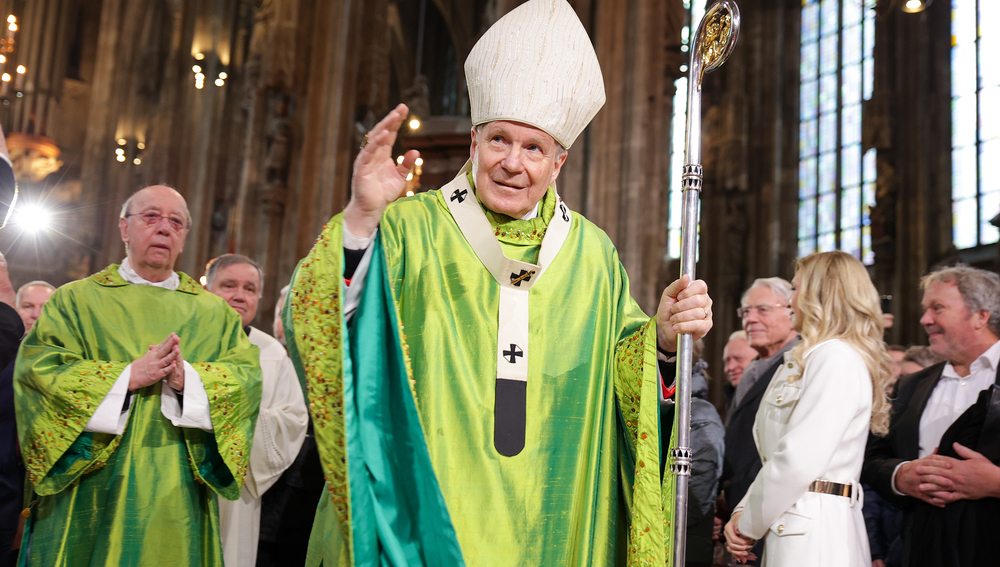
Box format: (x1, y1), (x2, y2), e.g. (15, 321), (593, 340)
(130, 333), (180, 391)
(655, 275), (714, 353)
(344, 103), (421, 238)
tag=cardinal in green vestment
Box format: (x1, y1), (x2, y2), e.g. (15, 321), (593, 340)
(283, 1), (715, 565)
(14, 185), (262, 566)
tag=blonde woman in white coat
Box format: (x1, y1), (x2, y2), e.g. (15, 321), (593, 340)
(724, 250), (893, 566)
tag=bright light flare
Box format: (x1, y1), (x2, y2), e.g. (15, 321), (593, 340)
(8, 23), (16, 32)
(1, 74), (9, 82)
(6, 15), (15, 24)
(15, 65), (24, 74)
(414, 157), (424, 166)
(409, 118), (421, 130)
(15, 203), (53, 233)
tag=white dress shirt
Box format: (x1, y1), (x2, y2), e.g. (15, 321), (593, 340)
(890, 339), (1000, 494)
(918, 339), (1000, 458)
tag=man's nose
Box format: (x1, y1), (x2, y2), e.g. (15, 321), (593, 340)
(501, 146), (524, 171)
(919, 309), (933, 326)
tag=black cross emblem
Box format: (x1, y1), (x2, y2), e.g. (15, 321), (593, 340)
(503, 344), (523, 364)
(510, 270), (533, 287)
(451, 188), (468, 203)
(560, 203), (569, 222)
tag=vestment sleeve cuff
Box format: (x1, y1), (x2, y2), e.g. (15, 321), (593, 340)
(83, 364), (132, 435)
(160, 361), (214, 431)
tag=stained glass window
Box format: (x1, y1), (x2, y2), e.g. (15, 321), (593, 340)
(667, 0), (707, 259)
(798, 0), (877, 264)
(952, 0), (1000, 248)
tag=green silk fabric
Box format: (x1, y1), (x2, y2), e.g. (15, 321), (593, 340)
(286, 186), (675, 566)
(14, 266), (262, 567)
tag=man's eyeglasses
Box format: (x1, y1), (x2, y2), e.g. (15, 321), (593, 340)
(126, 212), (189, 233)
(736, 303), (790, 319)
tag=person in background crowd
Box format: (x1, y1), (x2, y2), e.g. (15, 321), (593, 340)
(899, 346), (943, 378)
(14, 185), (262, 566)
(887, 345), (906, 379)
(661, 339), (724, 566)
(206, 254), (308, 567)
(0, 263), (23, 567)
(273, 285), (289, 346)
(257, 281), (324, 567)
(721, 277), (799, 566)
(14, 281), (55, 334)
(723, 330), (756, 403)
(863, 265), (1000, 567)
(725, 251), (893, 565)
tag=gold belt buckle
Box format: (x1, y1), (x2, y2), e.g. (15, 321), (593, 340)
(808, 479), (852, 498)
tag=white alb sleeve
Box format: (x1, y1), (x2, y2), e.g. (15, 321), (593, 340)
(83, 365), (133, 435)
(160, 360), (213, 431)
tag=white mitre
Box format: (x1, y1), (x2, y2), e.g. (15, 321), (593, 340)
(464, 0), (606, 149)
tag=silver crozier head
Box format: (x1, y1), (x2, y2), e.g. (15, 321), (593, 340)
(691, 0), (741, 88)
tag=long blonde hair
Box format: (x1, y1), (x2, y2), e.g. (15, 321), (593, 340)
(792, 251), (893, 436)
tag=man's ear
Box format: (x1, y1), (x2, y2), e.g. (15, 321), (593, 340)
(469, 127), (478, 161)
(549, 150), (568, 186)
(119, 217), (129, 244)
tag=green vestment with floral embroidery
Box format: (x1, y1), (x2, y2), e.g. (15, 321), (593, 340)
(13, 266), (262, 567)
(285, 184), (677, 566)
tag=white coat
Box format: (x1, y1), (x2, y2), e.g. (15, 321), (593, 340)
(736, 339), (872, 567)
(218, 327), (309, 567)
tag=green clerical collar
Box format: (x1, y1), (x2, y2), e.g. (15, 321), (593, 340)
(465, 172), (557, 245)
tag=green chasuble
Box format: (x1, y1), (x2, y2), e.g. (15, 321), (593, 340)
(14, 266), (262, 567)
(286, 179), (677, 566)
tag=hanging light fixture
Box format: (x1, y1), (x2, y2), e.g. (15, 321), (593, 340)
(902, 0), (932, 13)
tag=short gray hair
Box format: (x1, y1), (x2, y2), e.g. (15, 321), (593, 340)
(275, 284), (289, 319)
(727, 330), (748, 343)
(205, 254), (264, 295)
(16, 280), (55, 306)
(921, 264), (1000, 336)
(741, 277), (794, 306)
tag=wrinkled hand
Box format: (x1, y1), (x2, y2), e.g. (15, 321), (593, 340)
(0, 253), (14, 308)
(164, 341), (185, 392)
(130, 333), (180, 391)
(713, 516), (723, 542)
(656, 275), (713, 353)
(916, 443), (1000, 503)
(723, 511), (757, 564)
(344, 103), (421, 238)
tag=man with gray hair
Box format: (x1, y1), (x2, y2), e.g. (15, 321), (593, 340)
(15, 280), (55, 333)
(205, 254), (307, 567)
(14, 185), (261, 566)
(863, 265), (1000, 566)
(720, 277), (799, 566)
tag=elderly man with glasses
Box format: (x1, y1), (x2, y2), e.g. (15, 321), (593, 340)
(14, 185), (262, 567)
(719, 277), (799, 566)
